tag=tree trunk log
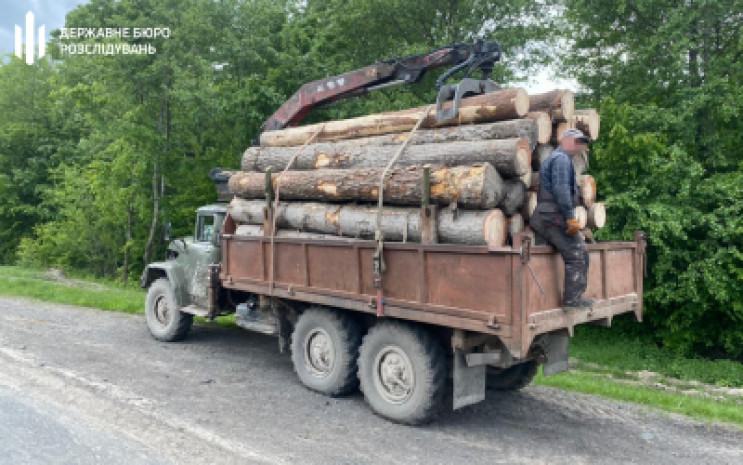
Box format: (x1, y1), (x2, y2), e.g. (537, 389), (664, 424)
(525, 111), (552, 144)
(529, 90), (574, 122)
(519, 169), (532, 188)
(578, 174), (597, 208)
(551, 120), (576, 145)
(573, 151), (589, 175)
(587, 202), (606, 229)
(499, 179), (526, 216)
(523, 191), (538, 220)
(261, 119), (540, 151)
(575, 109), (600, 140)
(508, 213), (524, 236)
(235, 224), (347, 241)
(260, 88), (530, 147)
(575, 206), (588, 229)
(228, 164), (504, 209)
(529, 170), (540, 191)
(228, 198), (508, 247)
(243, 138), (532, 178)
(532, 144), (554, 171)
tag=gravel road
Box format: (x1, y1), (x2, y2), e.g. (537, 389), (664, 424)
(0, 296), (740, 464)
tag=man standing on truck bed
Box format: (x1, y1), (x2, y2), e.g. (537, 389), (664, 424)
(531, 129), (595, 310)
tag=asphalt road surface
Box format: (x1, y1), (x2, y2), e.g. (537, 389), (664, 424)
(0, 296), (741, 464)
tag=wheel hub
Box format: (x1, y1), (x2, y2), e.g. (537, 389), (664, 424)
(154, 296), (171, 325)
(374, 346), (414, 404)
(304, 328), (335, 378)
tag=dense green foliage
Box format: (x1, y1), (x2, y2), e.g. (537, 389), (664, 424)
(561, 0), (743, 358)
(0, 0), (740, 358)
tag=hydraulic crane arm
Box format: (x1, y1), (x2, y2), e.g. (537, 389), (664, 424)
(260, 40), (501, 133)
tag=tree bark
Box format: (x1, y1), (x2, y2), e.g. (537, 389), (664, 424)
(228, 198), (508, 247)
(243, 138), (532, 178)
(575, 109), (600, 140)
(578, 174), (597, 208)
(519, 169), (532, 188)
(270, 119), (538, 150)
(523, 191), (538, 220)
(529, 90), (575, 122)
(551, 120), (575, 145)
(259, 88), (530, 147)
(529, 170), (540, 191)
(573, 151), (589, 175)
(508, 213), (524, 236)
(229, 164), (504, 209)
(235, 224), (346, 241)
(499, 179), (526, 216)
(532, 144), (554, 171)
(587, 202), (606, 229)
(525, 111), (552, 144)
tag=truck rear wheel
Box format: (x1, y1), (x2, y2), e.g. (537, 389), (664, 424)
(358, 322), (446, 425)
(291, 307), (362, 397)
(145, 278), (193, 342)
(486, 361), (538, 391)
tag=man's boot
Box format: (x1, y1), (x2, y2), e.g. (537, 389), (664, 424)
(562, 296), (596, 311)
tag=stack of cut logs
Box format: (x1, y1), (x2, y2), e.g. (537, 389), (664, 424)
(227, 88), (606, 248)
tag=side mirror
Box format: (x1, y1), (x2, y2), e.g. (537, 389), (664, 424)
(162, 222), (172, 243)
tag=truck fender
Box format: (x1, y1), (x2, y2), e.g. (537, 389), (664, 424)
(139, 262), (188, 308)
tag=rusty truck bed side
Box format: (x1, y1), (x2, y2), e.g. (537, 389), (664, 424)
(219, 232), (645, 359)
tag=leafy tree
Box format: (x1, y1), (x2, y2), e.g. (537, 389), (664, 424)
(560, 0), (743, 358)
(0, 59), (57, 263)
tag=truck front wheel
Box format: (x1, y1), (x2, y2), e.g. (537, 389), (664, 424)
(358, 322), (446, 425)
(291, 307), (362, 396)
(145, 278), (193, 342)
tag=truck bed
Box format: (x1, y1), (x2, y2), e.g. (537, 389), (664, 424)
(219, 230), (645, 360)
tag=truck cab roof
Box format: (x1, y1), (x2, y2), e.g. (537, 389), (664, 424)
(197, 204), (228, 215)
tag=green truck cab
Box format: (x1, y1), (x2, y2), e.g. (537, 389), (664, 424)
(139, 204), (230, 341)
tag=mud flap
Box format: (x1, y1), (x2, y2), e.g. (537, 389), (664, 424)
(453, 349), (486, 409)
(543, 331), (570, 376)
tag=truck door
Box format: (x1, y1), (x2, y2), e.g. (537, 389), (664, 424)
(188, 213), (224, 307)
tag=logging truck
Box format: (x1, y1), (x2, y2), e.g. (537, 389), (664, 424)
(139, 42), (646, 424)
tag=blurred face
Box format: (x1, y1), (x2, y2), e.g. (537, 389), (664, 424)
(561, 137), (588, 156)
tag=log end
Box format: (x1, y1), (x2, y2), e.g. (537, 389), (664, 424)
(526, 111), (552, 144)
(588, 202), (606, 229)
(575, 205), (588, 229)
(513, 88), (530, 117)
(559, 90), (575, 122)
(515, 138), (533, 177)
(483, 209), (508, 249)
(575, 108), (600, 140)
(579, 174), (597, 208)
(508, 213), (524, 236)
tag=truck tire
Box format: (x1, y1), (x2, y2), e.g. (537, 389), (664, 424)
(486, 361), (538, 391)
(291, 307), (362, 397)
(358, 322), (446, 425)
(145, 278), (193, 342)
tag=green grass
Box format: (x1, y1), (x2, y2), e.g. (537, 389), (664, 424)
(1, 265), (741, 427)
(569, 324), (743, 388)
(534, 370), (743, 428)
(0, 266), (143, 313)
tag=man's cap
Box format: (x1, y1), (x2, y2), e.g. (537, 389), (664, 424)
(561, 128), (591, 143)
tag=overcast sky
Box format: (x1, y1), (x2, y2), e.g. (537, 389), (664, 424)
(0, 0), (86, 55)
